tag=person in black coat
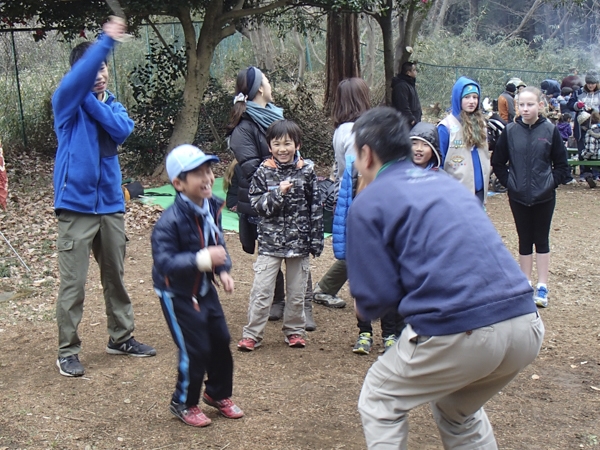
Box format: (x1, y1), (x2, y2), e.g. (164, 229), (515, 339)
(227, 67), (317, 329)
(391, 61), (422, 126)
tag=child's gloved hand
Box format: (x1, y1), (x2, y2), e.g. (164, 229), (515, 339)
(219, 272), (235, 293)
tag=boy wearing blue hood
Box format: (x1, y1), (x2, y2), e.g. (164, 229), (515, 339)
(53, 18), (155, 378)
(346, 107), (544, 450)
(438, 77), (491, 203)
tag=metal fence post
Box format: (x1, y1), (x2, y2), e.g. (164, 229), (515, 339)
(10, 30), (27, 148)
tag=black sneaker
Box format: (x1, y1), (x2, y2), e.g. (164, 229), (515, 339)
(56, 354), (85, 377)
(106, 337), (156, 357)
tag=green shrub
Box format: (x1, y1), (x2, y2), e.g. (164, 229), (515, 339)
(121, 42), (186, 175)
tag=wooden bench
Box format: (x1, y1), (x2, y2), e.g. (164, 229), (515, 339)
(568, 159), (600, 166)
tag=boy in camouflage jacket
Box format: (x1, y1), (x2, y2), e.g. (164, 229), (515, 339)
(238, 120), (323, 351)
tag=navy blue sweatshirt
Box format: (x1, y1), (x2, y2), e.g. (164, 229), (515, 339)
(346, 159), (536, 336)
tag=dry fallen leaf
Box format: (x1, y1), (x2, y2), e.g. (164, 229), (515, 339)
(591, 386), (600, 391)
(531, 374), (540, 380)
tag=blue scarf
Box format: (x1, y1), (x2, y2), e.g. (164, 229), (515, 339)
(246, 101), (284, 131)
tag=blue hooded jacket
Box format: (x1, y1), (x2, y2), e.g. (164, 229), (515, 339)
(438, 76), (485, 192)
(52, 34), (134, 214)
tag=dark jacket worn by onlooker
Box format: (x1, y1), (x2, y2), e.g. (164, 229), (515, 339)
(391, 74), (422, 125)
(228, 115), (271, 216)
(346, 159), (537, 335)
(492, 116), (569, 206)
(152, 194), (231, 299)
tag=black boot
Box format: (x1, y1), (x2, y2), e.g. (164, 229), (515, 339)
(304, 271), (316, 331)
(269, 270), (285, 321)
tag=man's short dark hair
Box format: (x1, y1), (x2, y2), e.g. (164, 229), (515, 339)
(266, 119), (302, 147)
(401, 61), (415, 75)
(353, 107), (412, 164)
(69, 41), (107, 67)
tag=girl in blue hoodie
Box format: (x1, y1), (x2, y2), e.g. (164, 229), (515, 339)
(438, 77), (490, 203)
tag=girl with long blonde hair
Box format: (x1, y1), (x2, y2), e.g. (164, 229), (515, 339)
(438, 77), (490, 203)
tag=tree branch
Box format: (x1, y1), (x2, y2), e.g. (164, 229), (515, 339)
(145, 15), (185, 77)
(506, 0), (544, 40)
(219, 0), (291, 23)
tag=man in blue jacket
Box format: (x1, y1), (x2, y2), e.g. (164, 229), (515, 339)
(346, 107), (544, 449)
(53, 18), (155, 377)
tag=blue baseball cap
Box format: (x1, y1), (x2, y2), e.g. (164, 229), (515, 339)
(166, 144), (219, 182)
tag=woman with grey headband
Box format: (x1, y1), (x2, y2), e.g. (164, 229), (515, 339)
(227, 67), (317, 331)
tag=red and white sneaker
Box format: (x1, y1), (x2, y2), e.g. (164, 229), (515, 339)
(237, 337), (260, 351)
(285, 334), (306, 348)
(169, 402), (212, 427)
(202, 393), (244, 419)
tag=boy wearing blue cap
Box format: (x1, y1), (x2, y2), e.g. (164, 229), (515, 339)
(152, 144), (243, 427)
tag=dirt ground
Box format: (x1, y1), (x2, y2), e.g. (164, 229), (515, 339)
(1, 175), (600, 450)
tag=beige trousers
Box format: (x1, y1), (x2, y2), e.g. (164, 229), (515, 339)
(243, 255), (309, 341)
(359, 312), (544, 450)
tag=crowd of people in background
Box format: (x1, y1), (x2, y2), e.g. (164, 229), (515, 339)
(51, 17), (587, 448)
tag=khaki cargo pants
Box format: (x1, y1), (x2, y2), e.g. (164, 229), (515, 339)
(243, 255), (309, 342)
(56, 211), (134, 357)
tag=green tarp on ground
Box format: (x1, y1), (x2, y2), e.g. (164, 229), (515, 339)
(142, 178), (331, 237)
(141, 178), (240, 232)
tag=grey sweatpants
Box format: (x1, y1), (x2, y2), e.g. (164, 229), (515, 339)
(359, 312), (544, 450)
(56, 211), (135, 357)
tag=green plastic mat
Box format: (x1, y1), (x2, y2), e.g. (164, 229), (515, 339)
(141, 178), (240, 232)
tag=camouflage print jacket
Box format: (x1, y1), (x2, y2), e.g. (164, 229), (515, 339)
(250, 156), (324, 258)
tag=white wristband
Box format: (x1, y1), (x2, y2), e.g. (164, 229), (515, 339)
(195, 249), (212, 271)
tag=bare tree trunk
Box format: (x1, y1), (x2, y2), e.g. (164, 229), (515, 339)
(152, 5), (222, 179)
(291, 30), (306, 82)
(376, 2), (394, 106)
(362, 16), (377, 87)
(506, 0), (544, 40)
(308, 38), (325, 66)
(324, 12), (360, 113)
(239, 23), (276, 71)
(394, 0), (433, 73)
(259, 25), (276, 71)
(433, 0), (450, 35)
(469, 0), (479, 19)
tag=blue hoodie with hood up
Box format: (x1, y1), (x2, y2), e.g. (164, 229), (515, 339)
(438, 76), (485, 192)
(52, 33), (134, 214)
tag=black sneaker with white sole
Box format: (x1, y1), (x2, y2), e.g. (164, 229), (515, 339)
(56, 354), (85, 377)
(106, 336), (156, 357)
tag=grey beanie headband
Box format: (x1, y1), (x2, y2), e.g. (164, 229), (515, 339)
(246, 67), (264, 101)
